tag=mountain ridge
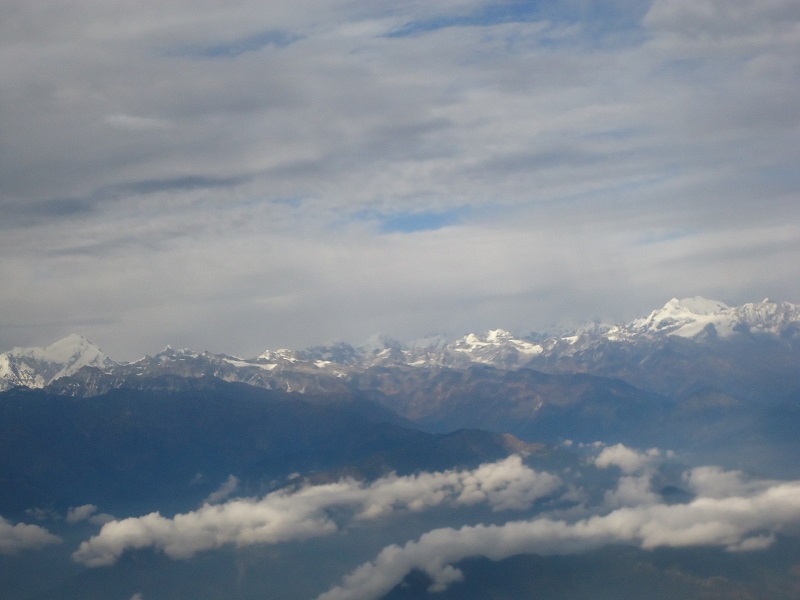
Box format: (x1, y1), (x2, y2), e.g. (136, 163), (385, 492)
(3, 297), (799, 396)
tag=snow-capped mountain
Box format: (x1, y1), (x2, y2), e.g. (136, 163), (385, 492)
(628, 297), (734, 337)
(0, 334), (116, 391)
(3, 297), (800, 396)
(626, 297), (800, 339)
(448, 329), (544, 364)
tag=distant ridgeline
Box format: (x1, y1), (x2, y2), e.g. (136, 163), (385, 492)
(3, 297), (799, 401)
(2, 296), (799, 454)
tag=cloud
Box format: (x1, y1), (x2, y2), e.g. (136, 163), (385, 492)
(66, 504), (99, 524)
(683, 465), (776, 498)
(592, 444), (669, 507)
(317, 471), (800, 600)
(1, 0), (799, 357)
(66, 504), (115, 526)
(0, 516), (61, 555)
(202, 475), (240, 505)
(73, 456), (561, 566)
(603, 474), (661, 508)
(24, 507), (60, 522)
(594, 443), (660, 473)
(104, 114), (172, 131)
(644, 0), (800, 41)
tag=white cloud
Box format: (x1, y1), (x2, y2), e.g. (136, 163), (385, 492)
(0, 516), (61, 555)
(317, 473), (800, 600)
(593, 443), (660, 474)
(603, 474), (660, 508)
(683, 465), (775, 498)
(73, 456), (561, 566)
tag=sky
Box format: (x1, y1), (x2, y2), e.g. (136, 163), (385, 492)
(2, 0), (799, 361)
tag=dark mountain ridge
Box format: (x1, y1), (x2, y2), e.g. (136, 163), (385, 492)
(0, 378), (535, 517)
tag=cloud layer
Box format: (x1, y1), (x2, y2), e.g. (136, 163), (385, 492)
(73, 456), (560, 566)
(2, 0), (799, 357)
(67, 444), (800, 598)
(317, 460), (800, 600)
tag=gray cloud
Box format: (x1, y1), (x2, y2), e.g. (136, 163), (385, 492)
(66, 504), (115, 526)
(0, 516), (61, 555)
(2, 0), (799, 358)
(73, 456), (560, 567)
(66, 504), (99, 524)
(202, 475), (240, 505)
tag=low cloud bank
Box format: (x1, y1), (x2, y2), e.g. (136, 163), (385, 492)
(0, 516), (61, 554)
(73, 456), (560, 566)
(317, 460), (800, 600)
(74, 443), (800, 600)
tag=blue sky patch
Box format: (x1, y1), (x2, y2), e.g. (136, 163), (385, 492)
(352, 208), (468, 233)
(180, 30), (300, 59)
(386, 0), (649, 44)
(386, 2), (541, 38)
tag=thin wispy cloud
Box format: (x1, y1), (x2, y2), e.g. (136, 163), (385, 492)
(66, 504), (115, 526)
(202, 475), (240, 506)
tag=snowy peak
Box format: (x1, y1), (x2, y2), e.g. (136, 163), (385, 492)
(734, 298), (800, 336)
(0, 334), (115, 390)
(627, 297), (800, 339)
(449, 329), (544, 364)
(2, 297), (799, 394)
(258, 348), (301, 362)
(669, 297), (730, 315)
(629, 296), (734, 338)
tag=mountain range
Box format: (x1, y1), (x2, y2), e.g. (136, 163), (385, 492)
(4, 297), (800, 452)
(3, 297), (800, 600)
(4, 298), (800, 445)
(4, 297), (799, 396)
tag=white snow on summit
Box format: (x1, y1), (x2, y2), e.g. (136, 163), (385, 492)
(451, 329), (544, 360)
(2, 298), (799, 392)
(734, 299), (800, 336)
(0, 334), (115, 390)
(627, 297), (800, 339)
(629, 297), (735, 338)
